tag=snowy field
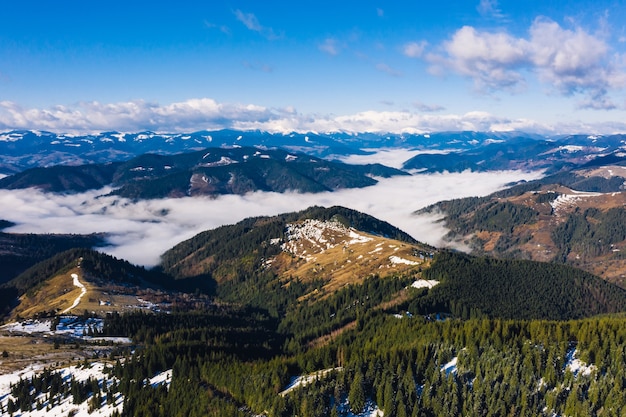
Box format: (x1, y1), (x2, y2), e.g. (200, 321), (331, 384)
(0, 316), (132, 344)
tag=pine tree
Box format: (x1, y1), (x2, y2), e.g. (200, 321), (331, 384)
(348, 370), (366, 414)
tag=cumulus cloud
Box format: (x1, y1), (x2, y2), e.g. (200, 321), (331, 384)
(0, 170), (543, 266)
(426, 17), (626, 106)
(6, 98), (626, 135)
(528, 18), (623, 100)
(0, 99), (282, 134)
(428, 26), (529, 92)
(0, 98), (563, 135)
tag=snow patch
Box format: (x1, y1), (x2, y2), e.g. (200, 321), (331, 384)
(558, 145), (584, 152)
(565, 348), (596, 377)
(281, 219), (372, 260)
(441, 356), (458, 376)
(279, 367), (342, 396)
(0, 362), (124, 417)
(200, 156), (238, 167)
(61, 274), (87, 314)
(348, 230), (373, 245)
(550, 191), (604, 212)
(411, 279), (439, 289)
(148, 369), (173, 388)
(389, 256), (419, 266)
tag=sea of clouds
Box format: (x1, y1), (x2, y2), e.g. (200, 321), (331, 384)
(0, 155), (543, 267)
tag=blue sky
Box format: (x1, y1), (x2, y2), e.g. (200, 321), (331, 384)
(2, 0), (626, 134)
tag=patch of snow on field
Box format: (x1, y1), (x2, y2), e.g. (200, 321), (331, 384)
(148, 369), (173, 388)
(202, 156), (238, 167)
(0, 362), (124, 417)
(411, 279), (439, 289)
(282, 219), (372, 259)
(348, 230), (373, 245)
(389, 256), (419, 266)
(558, 145), (584, 153)
(56, 316), (103, 337)
(1, 319), (51, 333)
(1, 317), (131, 344)
(550, 191), (604, 212)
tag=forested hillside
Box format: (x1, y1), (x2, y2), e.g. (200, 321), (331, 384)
(418, 167), (626, 285)
(0, 232), (105, 285)
(0, 147), (407, 197)
(413, 251), (626, 320)
(5, 205), (626, 416)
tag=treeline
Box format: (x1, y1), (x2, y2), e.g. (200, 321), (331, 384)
(0, 232), (104, 285)
(5, 248), (170, 296)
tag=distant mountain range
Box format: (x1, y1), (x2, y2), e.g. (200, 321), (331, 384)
(2, 129), (626, 175)
(0, 146), (406, 197)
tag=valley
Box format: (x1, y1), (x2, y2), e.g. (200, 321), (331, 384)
(2, 130), (626, 416)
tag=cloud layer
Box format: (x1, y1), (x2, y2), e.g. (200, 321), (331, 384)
(3, 96), (626, 136)
(0, 170), (543, 267)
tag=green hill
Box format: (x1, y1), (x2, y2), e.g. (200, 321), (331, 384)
(0, 232), (105, 285)
(411, 251), (626, 320)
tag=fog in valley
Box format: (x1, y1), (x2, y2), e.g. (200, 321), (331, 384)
(0, 166), (543, 266)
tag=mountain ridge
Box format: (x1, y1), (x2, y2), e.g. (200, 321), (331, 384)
(2, 129), (624, 175)
(0, 147), (407, 197)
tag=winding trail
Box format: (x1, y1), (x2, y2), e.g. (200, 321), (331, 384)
(62, 273), (87, 314)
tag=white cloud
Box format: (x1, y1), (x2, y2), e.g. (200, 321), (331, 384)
(426, 18), (626, 106)
(334, 148), (431, 169)
(0, 170), (543, 266)
(403, 41), (427, 58)
(4, 97), (626, 135)
(528, 18), (624, 99)
(0, 99), (280, 134)
(429, 26), (529, 92)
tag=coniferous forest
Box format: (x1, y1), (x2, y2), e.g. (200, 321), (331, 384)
(6, 207), (626, 416)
